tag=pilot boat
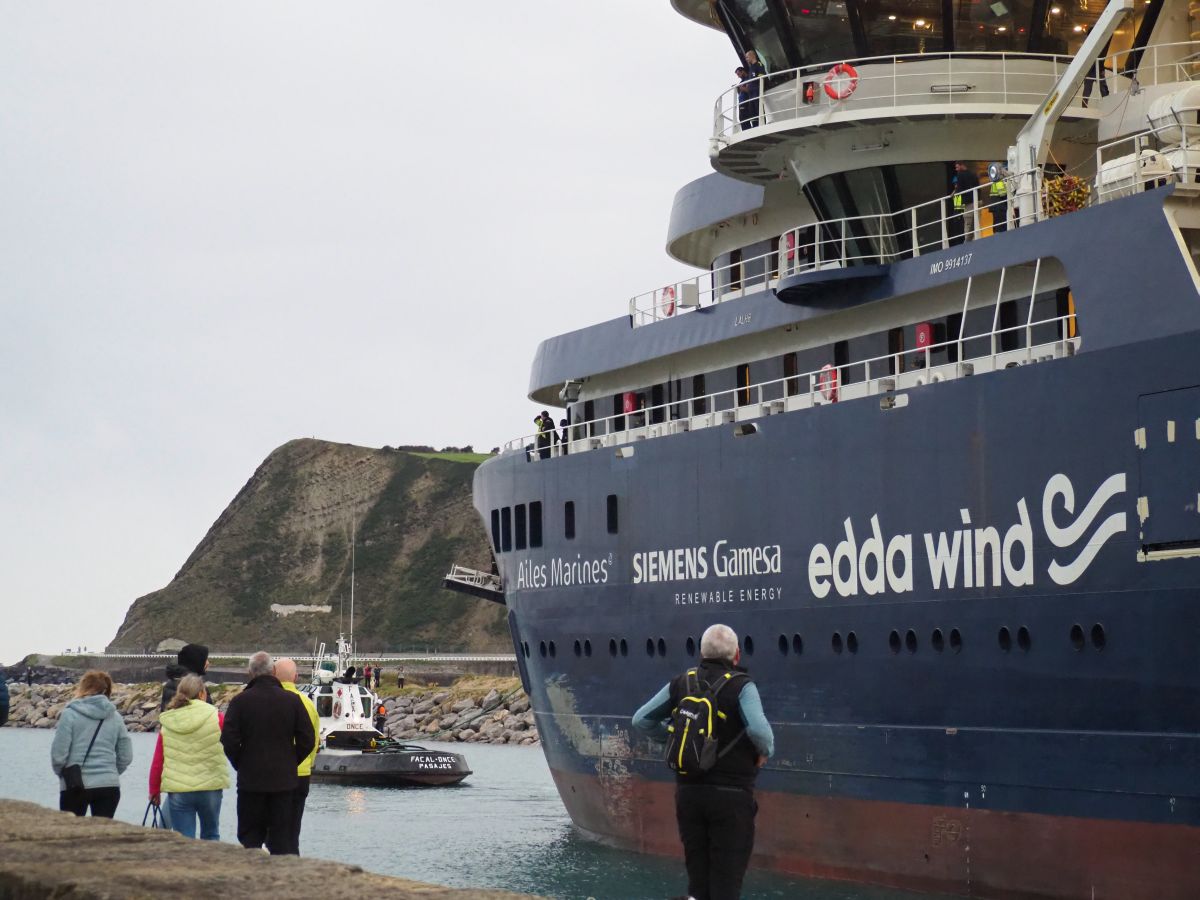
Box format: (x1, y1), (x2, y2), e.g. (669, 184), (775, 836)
(300, 635), (471, 787)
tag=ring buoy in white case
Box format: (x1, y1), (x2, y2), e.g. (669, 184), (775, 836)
(823, 63), (859, 101)
(818, 364), (839, 402)
(662, 285), (676, 317)
(333, 700), (343, 718)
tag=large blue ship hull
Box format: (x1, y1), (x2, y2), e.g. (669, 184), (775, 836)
(475, 192), (1200, 898)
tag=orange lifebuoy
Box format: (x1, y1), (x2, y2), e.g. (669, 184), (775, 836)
(823, 63), (859, 101)
(662, 285), (676, 317)
(818, 364), (839, 402)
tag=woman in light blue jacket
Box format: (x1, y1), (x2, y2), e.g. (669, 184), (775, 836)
(50, 670), (133, 818)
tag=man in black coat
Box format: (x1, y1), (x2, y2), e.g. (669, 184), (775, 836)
(160, 643), (211, 711)
(221, 651), (316, 855)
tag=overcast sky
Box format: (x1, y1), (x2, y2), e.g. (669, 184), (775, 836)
(0, 2), (733, 664)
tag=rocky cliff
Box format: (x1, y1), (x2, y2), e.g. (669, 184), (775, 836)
(108, 440), (506, 653)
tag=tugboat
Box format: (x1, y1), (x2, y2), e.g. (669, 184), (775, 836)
(300, 635), (471, 787)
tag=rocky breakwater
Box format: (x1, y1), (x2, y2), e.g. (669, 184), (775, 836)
(382, 678), (538, 746)
(2, 682), (240, 733)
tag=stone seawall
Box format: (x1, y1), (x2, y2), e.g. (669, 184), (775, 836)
(2, 677), (538, 747)
(0, 799), (531, 899)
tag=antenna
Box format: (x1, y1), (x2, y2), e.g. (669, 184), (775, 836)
(349, 517), (356, 656)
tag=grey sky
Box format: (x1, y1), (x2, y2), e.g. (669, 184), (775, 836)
(0, 2), (732, 663)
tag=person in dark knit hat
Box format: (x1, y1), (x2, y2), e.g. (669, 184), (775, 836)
(160, 643), (211, 712)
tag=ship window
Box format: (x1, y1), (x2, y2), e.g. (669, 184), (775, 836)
(905, 629), (918, 653)
(650, 384), (665, 424)
(606, 494), (619, 534)
(846, 631), (859, 653)
(792, 633), (803, 655)
(889, 630), (901, 654)
(728, 248), (743, 292)
(514, 504), (527, 551)
(783, 352), (800, 396)
(657, 637), (666, 657)
(501, 507), (512, 553)
(529, 501), (543, 548)
(1070, 623), (1085, 651)
(645, 638), (655, 657)
(584, 639), (592, 657)
(584, 400), (596, 437)
(686, 636), (696, 656)
(769, 235), (780, 279)
(999, 300), (1019, 352)
(564, 501), (575, 540)
(887, 328), (905, 375)
(998, 626), (1013, 652)
(945, 313), (963, 362)
(490, 509), (501, 553)
(612, 394), (625, 432)
(1017, 626), (1031, 652)
(932, 628), (945, 652)
(950, 628), (963, 653)
(1091, 623), (1106, 650)
(744, 635), (755, 655)
(692, 374), (707, 415)
(736, 364), (752, 406)
(316, 694), (332, 717)
(620, 638), (628, 657)
(832, 632), (844, 654)
(833, 340), (850, 384)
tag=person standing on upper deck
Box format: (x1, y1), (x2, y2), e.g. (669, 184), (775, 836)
(951, 161), (981, 244)
(736, 51), (767, 130)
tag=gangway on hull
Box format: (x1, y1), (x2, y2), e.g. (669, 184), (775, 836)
(443, 565), (505, 604)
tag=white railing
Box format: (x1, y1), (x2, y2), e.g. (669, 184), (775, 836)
(445, 564), (503, 593)
(713, 42), (1200, 142)
(511, 299), (1078, 460)
(630, 169), (1043, 326)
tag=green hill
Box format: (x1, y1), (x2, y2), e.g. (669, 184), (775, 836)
(107, 439), (506, 653)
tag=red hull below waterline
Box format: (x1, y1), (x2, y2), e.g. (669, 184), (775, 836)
(549, 768), (1200, 899)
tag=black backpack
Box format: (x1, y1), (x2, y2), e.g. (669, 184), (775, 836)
(665, 668), (747, 776)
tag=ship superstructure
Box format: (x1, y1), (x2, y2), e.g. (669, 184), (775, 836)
(463, 1), (1200, 895)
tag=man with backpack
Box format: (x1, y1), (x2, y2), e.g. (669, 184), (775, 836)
(632, 623), (774, 900)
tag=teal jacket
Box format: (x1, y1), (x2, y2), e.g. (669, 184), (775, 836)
(50, 695), (133, 790)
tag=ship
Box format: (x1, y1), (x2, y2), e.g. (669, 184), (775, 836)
(453, 0), (1200, 895)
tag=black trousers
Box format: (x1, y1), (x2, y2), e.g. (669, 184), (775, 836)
(59, 787), (120, 818)
(675, 783), (757, 900)
(236, 789), (294, 855)
(738, 99), (759, 130)
(285, 776), (310, 855)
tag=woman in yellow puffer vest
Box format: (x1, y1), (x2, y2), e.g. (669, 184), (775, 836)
(149, 674), (231, 840)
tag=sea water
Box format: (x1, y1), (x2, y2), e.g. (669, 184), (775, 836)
(0, 729), (937, 899)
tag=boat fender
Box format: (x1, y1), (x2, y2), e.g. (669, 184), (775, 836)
(819, 364), (839, 402)
(823, 63), (859, 101)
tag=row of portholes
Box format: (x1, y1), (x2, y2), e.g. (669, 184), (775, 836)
(520, 622), (1108, 661)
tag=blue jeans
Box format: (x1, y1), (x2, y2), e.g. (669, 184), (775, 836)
(167, 790), (222, 840)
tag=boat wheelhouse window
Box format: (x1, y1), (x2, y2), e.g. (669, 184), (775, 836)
(530, 501), (543, 548)
(737, 363), (752, 407)
(501, 507), (512, 553)
(728, 247), (743, 292)
(316, 693), (332, 717)
(606, 494), (619, 535)
(515, 504), (527, 551)
(692, 374), (707, 414)
(650, 384), (665, 424)
(564, 501), (576, 540)
(490, 509), (501, 553)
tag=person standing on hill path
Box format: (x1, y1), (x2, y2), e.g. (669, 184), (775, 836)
(273, 658), (320, 855)
(221, 651), (315, 855)
(632, 624), (774, 900)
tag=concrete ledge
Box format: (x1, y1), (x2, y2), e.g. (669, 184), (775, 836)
(0, 800), (531, 900)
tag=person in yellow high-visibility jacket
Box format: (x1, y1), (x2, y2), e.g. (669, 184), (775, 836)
(275, 658), (320, 856)
(950, 162), (980, 244)
(988, 170), (1009, 234)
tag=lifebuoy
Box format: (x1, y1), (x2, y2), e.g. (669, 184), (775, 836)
(818, 364), (839, 402)
(662, 285), (676, 317)
(785, 231), (796, 262)
(333, 700), (343, 718)
(823, 63), (859, 101)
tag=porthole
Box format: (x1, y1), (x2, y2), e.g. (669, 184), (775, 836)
(1090, 623), (1106, 650)
(889, 630), (901, 654)
(905, 629), (918, 654)
(847, 631), (859, 653)
(998, 626), (1012, 653)
(645, 638), (655, 657)
(1070, 623), (1085, 651)
(609, 638), (617, 657)
(778, 634), (789, 655)
(619, 639), (628, 657)
(744, 635), (755, 656)
(1017, 626), (1031, 652)
(548, 641), (557, 658)
(949, 628), (962, 653)
(539, 641), (547, 658)
(686, 636), (696, 657)
(657, 637), (667, 657)
(792, 633), (803, 655)
(522, 641), (530, 658)
(832, 632), (844, 654)
(931, 628), (945, 652)
(573, 640), (582, 657)
(584, 639), (592, 658)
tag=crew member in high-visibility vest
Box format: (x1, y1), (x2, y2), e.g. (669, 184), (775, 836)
(950, 161), (980, 244)
(988, 169), (1009, 234)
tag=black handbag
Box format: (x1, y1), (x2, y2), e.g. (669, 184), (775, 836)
(61, 720), (104, 793)
(141, 801), (166, 829)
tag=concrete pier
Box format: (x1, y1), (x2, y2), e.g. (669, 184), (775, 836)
(0, 800), (532, 899)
